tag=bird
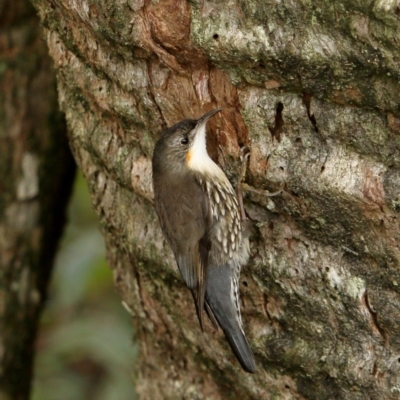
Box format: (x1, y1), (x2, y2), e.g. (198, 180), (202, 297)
(152, 108), (256, 373)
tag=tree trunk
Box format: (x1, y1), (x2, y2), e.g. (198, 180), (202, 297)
(0, 1), (76, 398)
(30, 0), (400, 398)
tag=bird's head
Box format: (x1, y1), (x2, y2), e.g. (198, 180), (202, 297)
(153, 109), (222, 176)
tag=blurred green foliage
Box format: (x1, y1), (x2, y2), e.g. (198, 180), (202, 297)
(33, 171), (137, 400)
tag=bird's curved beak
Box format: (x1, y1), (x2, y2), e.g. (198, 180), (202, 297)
(196, 108), (222, 127)
(188, 108), (222, 144)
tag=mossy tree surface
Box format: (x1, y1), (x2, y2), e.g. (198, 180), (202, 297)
(30, 0), (400, 398)
(0, 1), (75, 398)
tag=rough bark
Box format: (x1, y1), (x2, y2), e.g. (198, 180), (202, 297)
(0, 0), (76, 398)
(30, 0), (400, 399)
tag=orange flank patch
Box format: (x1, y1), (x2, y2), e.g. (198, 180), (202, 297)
(186, 150), (192, 163)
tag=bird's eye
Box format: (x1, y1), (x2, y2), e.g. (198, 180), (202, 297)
(181, 137), (189, 145)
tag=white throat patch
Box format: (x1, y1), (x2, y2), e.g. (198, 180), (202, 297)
(186, 124), (226, 181)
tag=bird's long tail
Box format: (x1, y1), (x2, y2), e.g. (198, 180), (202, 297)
(205, 263), (256, 373)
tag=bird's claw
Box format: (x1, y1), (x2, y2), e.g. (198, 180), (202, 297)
(242, 183), (284, 197)
(239, 146), (250, 162)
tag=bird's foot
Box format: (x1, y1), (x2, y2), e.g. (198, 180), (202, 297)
(241, 182), (284, 197)
(237, 146), (284, 221)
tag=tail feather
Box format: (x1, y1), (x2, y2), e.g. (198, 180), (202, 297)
(204, 300), (219, 330)
(191, 290), (205, 332)
(205, 264), (256, 373)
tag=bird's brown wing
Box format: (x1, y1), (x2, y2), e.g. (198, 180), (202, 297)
(154, 174), (212, 330)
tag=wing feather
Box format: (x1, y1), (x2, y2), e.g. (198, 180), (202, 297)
(154, 173), (211, 329)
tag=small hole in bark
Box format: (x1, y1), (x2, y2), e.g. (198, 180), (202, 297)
(243, 281), (248, 287)
(325, 267), (330, 272)
(291, 191), (299, 197)
(294, 269), (299, 275)
(398, 357), (400, 363)
(99, 87), (103, 92)
(269, 221), (274, 229)
(324, 372), (332, 381)
(269, 102), (284, 142)
(295, 137), (302, 143)
(321, 165), (325, 172)
(258, 61), (266, 69)
(279, 166), (284, 171)
(285, 385), (290, 389)
(213, 33), (219, 40)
